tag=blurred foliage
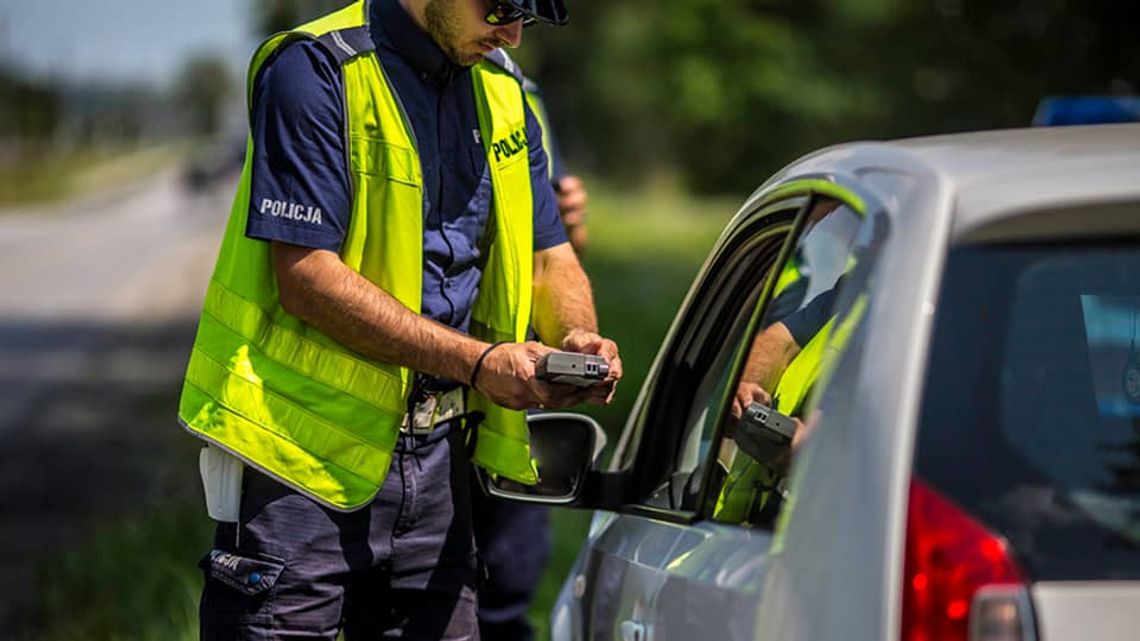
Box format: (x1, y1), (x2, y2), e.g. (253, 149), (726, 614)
(522, 0), (1140, 193)
(251, 0), (341, 33)
(0, 50), (233, 185)
(252, 0), (1140, 193)
(175, 55), (236, 137)
(0, 65), (60, 141)
(16, 503), (209, 641)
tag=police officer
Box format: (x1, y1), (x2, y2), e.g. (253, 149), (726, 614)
(178, 0), (622, 638)
(468, 63), (588, 641)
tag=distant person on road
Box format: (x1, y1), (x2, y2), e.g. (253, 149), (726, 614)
(176, 0), (622, 639)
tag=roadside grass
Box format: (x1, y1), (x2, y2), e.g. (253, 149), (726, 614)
(15, 183), (732, 641)
(16, 500), (209, 641)
(0, 144), (186, 209)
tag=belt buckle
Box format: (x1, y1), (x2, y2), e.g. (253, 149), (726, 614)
(402, 388), (466, 435)
(405, 395), (439, 435)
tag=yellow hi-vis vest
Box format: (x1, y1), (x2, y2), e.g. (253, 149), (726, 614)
(481, 50), (557, 182)
(178, 1), (537, 512)
(713, 319), (834, 523)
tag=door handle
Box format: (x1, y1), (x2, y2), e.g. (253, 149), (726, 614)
(621, 619), (647, 641)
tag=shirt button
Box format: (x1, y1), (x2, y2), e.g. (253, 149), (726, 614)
(248, 572), (262, 585)
(420, 72), (428, 81)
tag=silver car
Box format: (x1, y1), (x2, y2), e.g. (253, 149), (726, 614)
(480, 124), (1140, 641)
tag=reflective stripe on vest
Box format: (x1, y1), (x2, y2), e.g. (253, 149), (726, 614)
(179, 0), (536, 511)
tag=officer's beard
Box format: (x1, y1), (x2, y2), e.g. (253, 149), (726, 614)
(424, 0), (506, 67)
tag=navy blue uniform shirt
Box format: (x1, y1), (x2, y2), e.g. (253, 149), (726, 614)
(781, 275), (847, 348)
(246, 0), (566, 334)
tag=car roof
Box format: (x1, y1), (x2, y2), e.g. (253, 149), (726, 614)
(772, 123), (1140, 241)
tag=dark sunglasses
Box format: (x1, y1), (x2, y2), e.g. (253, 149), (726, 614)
(484, 1), (536, 26)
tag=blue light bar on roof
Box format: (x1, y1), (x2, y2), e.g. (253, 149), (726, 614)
(1033, 96), (1140, 126)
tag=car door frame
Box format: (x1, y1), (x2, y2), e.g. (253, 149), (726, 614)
(557, 175), (886, 641)
(570, 192), (804, 515)
(571, 175), (881, 518)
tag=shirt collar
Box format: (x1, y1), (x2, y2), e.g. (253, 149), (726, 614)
(371, 0), (457, 86)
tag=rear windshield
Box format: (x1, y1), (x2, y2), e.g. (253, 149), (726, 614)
(916, 242), (1140, 581)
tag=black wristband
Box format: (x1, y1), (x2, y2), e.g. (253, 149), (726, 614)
(470, 341), (509, 389)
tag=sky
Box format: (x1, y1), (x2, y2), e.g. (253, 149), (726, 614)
(0, 0), (255, 87)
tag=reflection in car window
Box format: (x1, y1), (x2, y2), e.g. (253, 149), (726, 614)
(918, 243), (1140, 580)
(659, 297), (759, 511)
(638, 204), (800, 512)
(708, 198), (865, 526)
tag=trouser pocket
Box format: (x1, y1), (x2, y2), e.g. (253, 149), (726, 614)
(199, 549), (286, 628)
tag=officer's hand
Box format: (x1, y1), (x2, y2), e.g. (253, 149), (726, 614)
(472, 341), (593, 410)
(731, 381), (773, 419)
(562, 329), (623, 404)
(555, 176), (589, 255)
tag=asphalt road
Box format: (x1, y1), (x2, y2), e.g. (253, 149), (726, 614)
(0, 168), (231, 633)
(0, 168), (231, 423)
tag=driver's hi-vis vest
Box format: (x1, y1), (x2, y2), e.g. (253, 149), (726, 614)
(714, 289), (865, 524)
(178, 1), (537, 511)
(713, 326), (828, 524)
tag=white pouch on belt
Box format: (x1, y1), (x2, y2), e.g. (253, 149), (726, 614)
(199, 445), (243, 522)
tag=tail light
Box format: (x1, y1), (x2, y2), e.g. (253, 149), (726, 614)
(901, 478), (1036, 641)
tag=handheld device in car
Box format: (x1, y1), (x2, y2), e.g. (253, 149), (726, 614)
(732, 402), (797, 467)
(536, 351), (610, 387)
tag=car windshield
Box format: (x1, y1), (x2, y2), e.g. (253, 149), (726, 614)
(917, 240), (1140, 581)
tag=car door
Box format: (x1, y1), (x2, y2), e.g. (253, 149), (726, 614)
(565, 180), (875, 641)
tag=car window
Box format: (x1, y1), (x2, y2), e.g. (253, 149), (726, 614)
(624, 200), (803, 514)
(917, 240), (1140, 580)
(655, 239), (781, 511)
(703, 197), (866, 526)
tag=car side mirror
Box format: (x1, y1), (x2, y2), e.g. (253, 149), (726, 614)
(475, 412), (607, 505)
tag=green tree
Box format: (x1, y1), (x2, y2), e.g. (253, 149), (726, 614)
(518, 0), (1140, 193)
